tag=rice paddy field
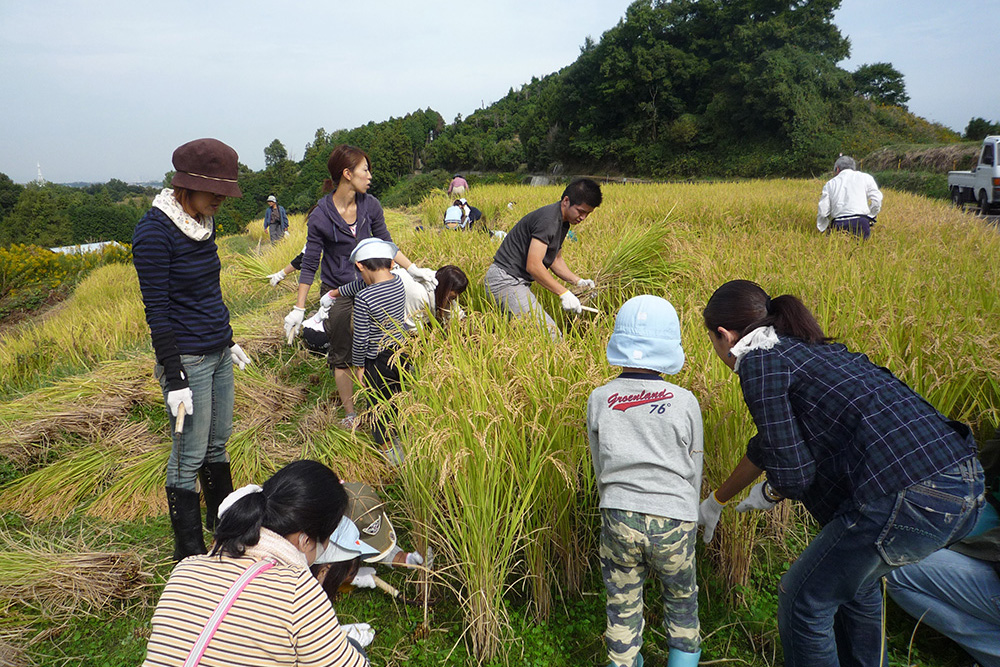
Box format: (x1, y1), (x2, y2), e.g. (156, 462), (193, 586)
(0, 179), (997, 666)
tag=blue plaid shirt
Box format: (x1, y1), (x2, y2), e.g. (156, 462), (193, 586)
(738, 337), (976, 525)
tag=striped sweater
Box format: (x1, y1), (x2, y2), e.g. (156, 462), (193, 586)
(132, 204), (233, 390)
(339, 276), (407, 367)
(143, 528), (366, 667)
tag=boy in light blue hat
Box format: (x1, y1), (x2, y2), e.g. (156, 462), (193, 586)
(586, 295), (704, 667)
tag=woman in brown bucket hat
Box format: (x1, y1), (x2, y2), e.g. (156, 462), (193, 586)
(132, 138), (252, 560)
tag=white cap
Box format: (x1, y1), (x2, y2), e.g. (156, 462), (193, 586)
(349, 237), (399, 263)
(314, 515), (380, 564)
(267, 195), (277, 202)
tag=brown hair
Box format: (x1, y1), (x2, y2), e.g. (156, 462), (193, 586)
(434, 265), (468, 323)
(171, 187), (203, 220)
(324, 145), (371, 192)
(703, 280), (829, 344)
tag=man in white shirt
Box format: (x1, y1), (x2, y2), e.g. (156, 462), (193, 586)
(816, 155), (883, 240)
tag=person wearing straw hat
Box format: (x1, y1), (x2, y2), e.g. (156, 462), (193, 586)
(587, 295), (703, 667)
(485, 177), (602, 339)
(132, 138), (251, 561)
(263, 195), (288, 243)
(325, 238), (409, 464)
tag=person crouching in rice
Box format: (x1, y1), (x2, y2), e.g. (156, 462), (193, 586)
(587, 295), (704, 667)
(325, 238), (409, 465)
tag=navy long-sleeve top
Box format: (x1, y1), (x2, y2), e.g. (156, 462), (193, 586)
(738, 336), (977, 525)
(298, 193), (393, 288)
(132, 207), (233, 389)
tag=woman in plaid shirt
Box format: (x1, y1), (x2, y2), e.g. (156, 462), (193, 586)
(697, 279), (984, 667)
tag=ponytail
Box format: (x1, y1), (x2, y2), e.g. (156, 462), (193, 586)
(704, 280), (829, 344)
(211, 460), (348, 559)
(212, 491), (267, 558)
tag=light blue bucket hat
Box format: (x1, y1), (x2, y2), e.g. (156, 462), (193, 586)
(606, 295), (684, 374)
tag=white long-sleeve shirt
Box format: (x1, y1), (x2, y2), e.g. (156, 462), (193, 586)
(816, 169), (883, 232)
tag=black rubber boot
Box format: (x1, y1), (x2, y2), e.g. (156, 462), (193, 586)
(199, 461), (234, 532)
(166, 486), (207, 561)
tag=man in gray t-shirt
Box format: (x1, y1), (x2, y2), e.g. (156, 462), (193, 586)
(485, 178), (602, 338)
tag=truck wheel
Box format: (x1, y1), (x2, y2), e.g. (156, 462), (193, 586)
(980, 190), (992, 216)
(951, 187), (963, 207)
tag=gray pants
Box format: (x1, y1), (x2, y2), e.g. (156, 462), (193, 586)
(484, 263), (559, 339)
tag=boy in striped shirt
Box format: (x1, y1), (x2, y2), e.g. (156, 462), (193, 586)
(327, 238), (408, 464)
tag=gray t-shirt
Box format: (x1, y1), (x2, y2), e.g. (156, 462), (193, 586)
(492, 201), (568, 282)
(587, 373), (704, 522)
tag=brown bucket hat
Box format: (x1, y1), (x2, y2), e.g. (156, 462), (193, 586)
(171, 138), (243, 198)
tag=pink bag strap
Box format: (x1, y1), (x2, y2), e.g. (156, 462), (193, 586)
(183, 558), (276, 667)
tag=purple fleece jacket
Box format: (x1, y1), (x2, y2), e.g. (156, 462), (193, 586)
(298, 192), (393, 287)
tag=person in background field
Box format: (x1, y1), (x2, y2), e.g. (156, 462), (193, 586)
(485, 177), (602, 338)
(141, 460), (368, 667)
(283, 145), (437, 430)
(324, 238), (409, 465)
(459, 198), (483, 230)
(698, 279), (984, 667)
(264, 195), (288, 243)
(443, 199), (465, 230)
(816, 155), (883, 240)
(884, 433), (1000, 667)
(587, 295), (703, 667)
(448, 173), (469, 196)
(132, 138), (250, 561)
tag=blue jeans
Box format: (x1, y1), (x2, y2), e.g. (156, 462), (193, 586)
(885, 545), (1000, 667)
(777, 458), (984, 667)
(156, 348), (234, 492)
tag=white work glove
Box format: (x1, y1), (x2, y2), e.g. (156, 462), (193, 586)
(284, 230), (290, 238)
(284, 306), (305, 344)
(320, 290), (336, 309)
(736, 480), (780, 512)
(559, 290), (583, 314)
(340, 623), (375, 648)
(405, 551), (424, 566)
(166, 387), (194, 418)
(575, 278), (596, 290)
(351, 566), (377, 589)
(407, 264), (438, 288)
(267, 269), (286, 286)
(229, 343), (250, 371)
(698, 491), (725, 544)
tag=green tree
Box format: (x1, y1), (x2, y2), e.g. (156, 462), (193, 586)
(264, 139), (289, 168)
(0, 173), (24, 223)
(0, 184), (74, 247)
(964, 117), (1000, 140)
(853, 62), (909, 108)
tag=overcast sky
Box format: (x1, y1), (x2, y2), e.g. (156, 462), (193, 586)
(1, 0), (996, 184)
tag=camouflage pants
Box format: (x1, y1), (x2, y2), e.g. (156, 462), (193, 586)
(599, 508), (700, 667)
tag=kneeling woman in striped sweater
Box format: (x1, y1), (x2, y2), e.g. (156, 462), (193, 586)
(142, 460), (368, 667)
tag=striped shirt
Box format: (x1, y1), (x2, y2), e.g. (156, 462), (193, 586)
(739, 337), (977, 525)
(143, 529), (366, 667)
(339, 277), (407, 367)
(132, 205), (233, 388)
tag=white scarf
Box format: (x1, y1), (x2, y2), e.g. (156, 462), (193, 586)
(731, 326), (780, 372)
(152, 188), (213, 241)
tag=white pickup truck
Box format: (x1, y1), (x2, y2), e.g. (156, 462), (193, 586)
(948, 135), (1000, 214)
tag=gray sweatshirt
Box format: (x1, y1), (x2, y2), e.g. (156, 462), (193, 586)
(586, 372), (704, 522)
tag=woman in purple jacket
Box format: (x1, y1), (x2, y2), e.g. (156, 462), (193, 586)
(283, 145), (436, 428)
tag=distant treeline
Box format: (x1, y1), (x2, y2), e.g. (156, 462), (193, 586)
(6, 0), (1000, 247)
